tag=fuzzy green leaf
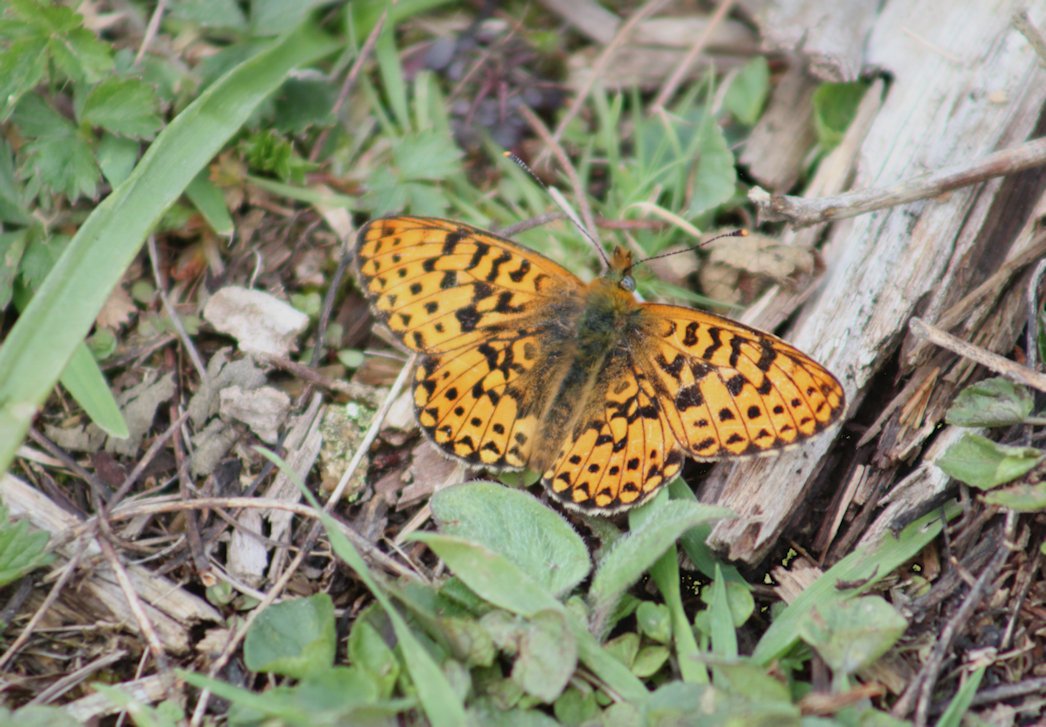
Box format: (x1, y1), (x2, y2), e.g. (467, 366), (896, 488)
(430, 481), (590, 598)
(48, 27), (113, 84)
(510, 609), (577, 703)
(635, 601), (671, 644)
(411, 532), (561, 616)
(0, 36), (47, 120)
(13, 95), (98, 200)
(393, 130), (463, 181)
(983, 482), (1046, 512)
(798, 596), (908, 676)
(813, 81), (869, 151)
(937, 433), (1043, 490)
(0, 503), (53, 587)
(0, 139), (30, 224)
(243, 593), (336, 679)
(347, 618), (399, 699)
(754, 503), (958, 664)
(686, 120), (736, 217)
(945, 377), (1034, 427)
(588, 500), (731, 632)
(96, 134), (141, 187)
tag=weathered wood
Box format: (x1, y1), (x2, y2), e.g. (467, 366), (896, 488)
(738, 0), (878, 81)
(702, 0), (1046, 562)
(740, 63), (818, 192)
(0, 474), (221, 653)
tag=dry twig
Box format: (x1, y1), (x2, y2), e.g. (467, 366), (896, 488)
(908, 317), (1046, 393)
(538, 0), (672, 164)
(650, 0), (737, 112)
(750, 136), (1046, 227)
(517, 104), (601, 247)
(1013, 10), (1046, 65)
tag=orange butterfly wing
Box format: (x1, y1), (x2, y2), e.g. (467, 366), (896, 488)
(541, 357), (687, 511)
(355, 216), (581, 469)
(355, 216), (576, 353)
(640, 304), (845, 460)
(539, 305), (845, 513)
(355, 216), (846, 514)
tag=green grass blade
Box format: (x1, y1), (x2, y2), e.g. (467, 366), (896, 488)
(650, 546), (707, 684)
(0, 22), (337, 471)
(59, 342), (129, 439)
(257, 448), (467, 727)
(935, 665), (986, 727)
(753, 502), (960, 665)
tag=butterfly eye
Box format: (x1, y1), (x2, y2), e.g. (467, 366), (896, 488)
(620, 275), (636, 292)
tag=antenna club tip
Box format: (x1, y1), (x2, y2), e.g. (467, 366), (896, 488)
(502, 150), (512, 158)
(737, 228), (749, 237)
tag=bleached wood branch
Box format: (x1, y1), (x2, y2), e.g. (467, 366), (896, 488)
(750, 136), (1046, 228)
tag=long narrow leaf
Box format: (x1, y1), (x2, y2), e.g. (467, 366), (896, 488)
(59, 342), (129, 438)
(753, 502), (960, 664)
(0, 22), (337, 471)
(256, 448), (467, 727)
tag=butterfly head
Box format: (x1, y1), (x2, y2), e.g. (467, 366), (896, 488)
(610, 247), (637, 292)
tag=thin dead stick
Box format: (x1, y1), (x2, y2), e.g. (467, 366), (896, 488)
(170, 402), (211, 584)
(538, 0), (672, 165)
(133, 0), (167, 66)
(190, 360), (414, 726)
(1000, 542), (1039, 651)
(496, 211), (566, 238)
(147, 236), (208, 382)
(97, 536), (173, 677)
(105, 495), (416, 579)
(650, 0), (737, 112)
(934, 233), (1046, 333)
(516, 104), (600, 246)
(1013, 10), (1046, 65)
(750, 136), (1046, 227)
(909, 317), (1046, 392)
(0, 546), (86, 671)
(29, 649), (128, 706)
(325, 357), (413, 506)
(911, 526), (1010, 726)
(266, 354), (354, 393)
(308, 9), (387, 163)
(108, 410), (191, 510)
(1025, 258), (1046, 372)
(970, 676), (1046, 706)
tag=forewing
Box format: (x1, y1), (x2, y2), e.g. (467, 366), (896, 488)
(640, 304), (845, 459)
(541, 357), (685, 512)
(354, 216), (577, 354)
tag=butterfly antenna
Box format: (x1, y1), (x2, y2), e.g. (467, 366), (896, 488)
(503, 151), (612, 269)
(629, 228), (748, 274)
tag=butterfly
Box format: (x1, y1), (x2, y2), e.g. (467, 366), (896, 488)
(354, 216), (845, 514)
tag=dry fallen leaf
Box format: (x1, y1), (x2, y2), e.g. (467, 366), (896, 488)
(95, 283), (137, 331)
(203, 286), (309, 358)
(699, 232), (818, 305)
